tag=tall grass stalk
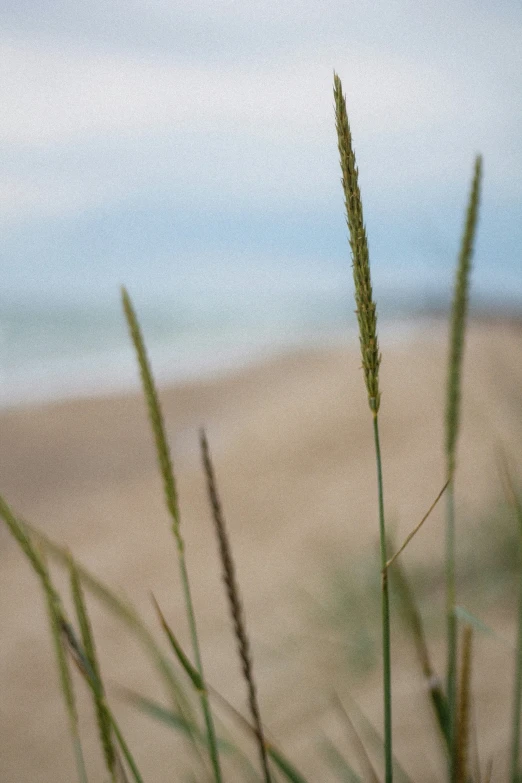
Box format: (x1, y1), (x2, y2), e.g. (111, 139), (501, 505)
(121, 287), (222, 783)
(200, 429), (272, 783)
(333, 72), (391, 783)
(499, 458), (522, 783)
(445, 155), (483, 777)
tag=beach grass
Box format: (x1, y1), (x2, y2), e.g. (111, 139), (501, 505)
(1, 74), (521, 783)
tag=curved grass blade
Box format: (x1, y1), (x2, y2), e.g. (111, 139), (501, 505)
(45, 557), (89, 783)
(69, 555), (117, 781)
(120, 689), (232, 752)
(332, 694), (380, 783)
(208, 686), (311, 783)
(59, 620), (144, 783)
(265, 747), (309, 783)
(385, 480), (449, 571)
(151, 595), (203, 691)
(336, 693), (415, 783)
(321, 736), (362, 782)
(20, 519), (206, 770)
(122, 688), (263, 782)
(0, 495), (88, 782)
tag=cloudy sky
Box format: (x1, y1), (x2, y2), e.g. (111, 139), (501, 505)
(1, 0), (521, 309)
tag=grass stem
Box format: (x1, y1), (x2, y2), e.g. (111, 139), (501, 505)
(334, 71), (391, 783)
(445, 155), (482, 781)
(446, 480), (457, 778)
(500, 458), (522, 783)
(373, 414), (393, 783)
(512, 561), (522, 783)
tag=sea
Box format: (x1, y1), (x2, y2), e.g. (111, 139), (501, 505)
(1, 259), (521, 410)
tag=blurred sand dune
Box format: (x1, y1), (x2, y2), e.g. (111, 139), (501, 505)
(1, 319), (521, 782)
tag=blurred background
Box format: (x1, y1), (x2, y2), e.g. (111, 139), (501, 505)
(1, 0), (521, 407)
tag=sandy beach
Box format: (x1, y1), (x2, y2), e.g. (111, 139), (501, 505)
(1, 318), (522, 782)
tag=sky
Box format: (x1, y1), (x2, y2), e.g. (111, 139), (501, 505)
(1, 0), (521, 312)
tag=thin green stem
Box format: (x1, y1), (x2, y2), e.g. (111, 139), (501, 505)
(72, 737), (89, 783)
(177, 550), (222, 782)
(511, 564), (522, 783)
(109, 714), (145, 783)
(373, 414), (392, 783)
(509, 476), (522, 783)
(446, 479), (457, 780)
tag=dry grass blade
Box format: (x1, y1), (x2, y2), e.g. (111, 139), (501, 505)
(385, 480), (449, 570)
(200, 429), (272, 783)
(456, 625), (473, 783)
(69, 555), (117, 781)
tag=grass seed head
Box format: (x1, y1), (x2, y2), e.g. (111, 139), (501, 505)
(334, 73), (381, 414)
